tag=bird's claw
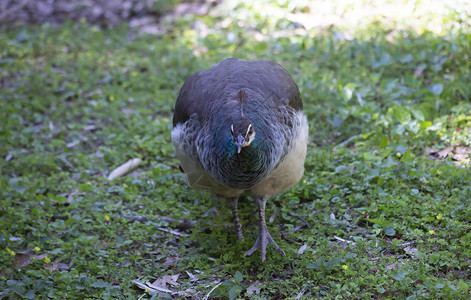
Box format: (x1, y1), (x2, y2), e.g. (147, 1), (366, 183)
(244, 226), (285, 262)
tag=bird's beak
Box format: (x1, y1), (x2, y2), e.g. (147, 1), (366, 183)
(236, 134), (245, 154)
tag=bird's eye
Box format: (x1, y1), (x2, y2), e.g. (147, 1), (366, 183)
(246, 124), (254, 137)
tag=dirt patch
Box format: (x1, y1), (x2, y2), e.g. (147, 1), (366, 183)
(0, 0), (213, 28)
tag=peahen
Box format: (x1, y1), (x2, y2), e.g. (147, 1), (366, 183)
(171, 58), (308, 262)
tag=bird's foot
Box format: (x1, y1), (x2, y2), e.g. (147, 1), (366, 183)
(243, 226), (285, 262)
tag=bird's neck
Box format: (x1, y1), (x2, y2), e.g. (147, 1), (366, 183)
(202, 119), (277, 190)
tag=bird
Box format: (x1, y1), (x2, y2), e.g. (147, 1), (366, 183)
(171, 58), (308, 262)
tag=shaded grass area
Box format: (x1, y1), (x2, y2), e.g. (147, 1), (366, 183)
(1, 1), (471, 298)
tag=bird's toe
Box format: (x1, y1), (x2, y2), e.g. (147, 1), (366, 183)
(243, 227), (285, 262)
(243, 233), (260, 258)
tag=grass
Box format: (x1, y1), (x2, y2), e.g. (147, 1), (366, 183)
(1, 0), (471, 298)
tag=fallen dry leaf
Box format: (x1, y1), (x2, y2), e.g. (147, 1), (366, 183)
(14, 251), (33, 268)
(386, 262), (403, 270)
(134, 280), (174, 294)
(152, 274), (180, 288)
(425, 145), (471, 166)
(452, 147), (471, 165)
(425, 146), (439, 154)
(163, 256), (179, 267)
(454, 147), (470, 155)
(59, 262), (70, 271)
(133, 276), (193, 297)
(437, 147), (453, 158)
(184, 288), (197, 294)
(67, 189), (85, 203)
(298, 243), (308, 255)
(246, 280), (262, 296)
(35, 254), (48, 260)
(14, 251), (49, 268)
(44, 259), (60, 272)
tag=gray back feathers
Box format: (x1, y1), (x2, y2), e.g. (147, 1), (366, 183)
(173, 58), (302, 126)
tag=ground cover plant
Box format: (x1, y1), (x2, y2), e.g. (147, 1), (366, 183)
(1, 0), (471, 298)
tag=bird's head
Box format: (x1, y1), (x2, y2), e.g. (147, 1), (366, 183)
(228, 89), (256, 153)
(231, 121), (256, 154)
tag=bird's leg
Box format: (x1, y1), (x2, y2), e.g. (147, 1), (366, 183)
(244, 196), (286, 262)
(229, 197), (244, 241)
